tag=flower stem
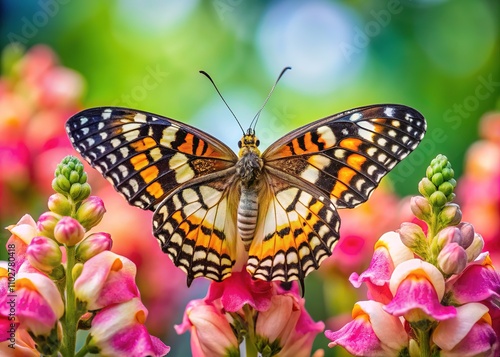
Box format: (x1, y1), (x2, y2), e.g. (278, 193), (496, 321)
(243, 305), (258, 356)
(62, 245), (77, 357)
(416, 326), (432, 357)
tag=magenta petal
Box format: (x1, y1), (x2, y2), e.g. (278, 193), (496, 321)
(449, 263), (500, 304)
(109, 324), (170, 356)
(205, 270), (273, 312)
(326, 319), (385, 356)
(384, 277), (456, 321)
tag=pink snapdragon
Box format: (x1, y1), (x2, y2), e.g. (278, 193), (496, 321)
(327, 155), (500, 356)
(2, 156), (169, 356)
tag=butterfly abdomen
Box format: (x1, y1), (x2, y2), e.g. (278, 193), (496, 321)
(237, 186), (259, 249)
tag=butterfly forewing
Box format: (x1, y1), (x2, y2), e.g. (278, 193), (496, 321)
(66, 107), (237, 211)
(263, 105), (426, 209)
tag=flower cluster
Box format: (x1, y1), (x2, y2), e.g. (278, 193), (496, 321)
(175, 270), (324, 357)
(326, 155), (500, 356)
(0, 156), (169, 356)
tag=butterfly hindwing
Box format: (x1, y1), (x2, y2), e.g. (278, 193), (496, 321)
(248, 172), (340, 282)
(153, 169), (241, 285)
(65, 107), (237, 211)
(263, 104), (426, 208)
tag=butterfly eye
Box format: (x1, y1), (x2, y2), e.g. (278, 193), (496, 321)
(238, 141), (242, 148)
(256, 139), (260, 147)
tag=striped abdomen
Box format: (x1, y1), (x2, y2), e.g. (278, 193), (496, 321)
(238, 186), (259, 250)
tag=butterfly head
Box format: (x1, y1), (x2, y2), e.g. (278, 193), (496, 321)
(238, 128), (261, 157)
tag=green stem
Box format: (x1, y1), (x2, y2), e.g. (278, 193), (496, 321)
(416, 327), (432, 357)
(243, 305), (258, 357)
(62, 245), (77, 357)
(75, 344), (89, 357)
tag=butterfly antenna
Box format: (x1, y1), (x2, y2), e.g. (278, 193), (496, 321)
(249, 66), (291, 132)
(200, 70), (245, 135)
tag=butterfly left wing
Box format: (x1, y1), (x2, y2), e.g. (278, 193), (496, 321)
(153, 168), (243, 285)
(263, 104), (426, 208)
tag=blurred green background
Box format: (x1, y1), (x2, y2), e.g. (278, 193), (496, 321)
(1, 0), (499, 356)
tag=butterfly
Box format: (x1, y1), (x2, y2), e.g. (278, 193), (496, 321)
(66, 102), (426, 288)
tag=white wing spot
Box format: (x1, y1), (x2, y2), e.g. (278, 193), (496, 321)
(350, 113), (362, 121)
(384, 107), (395, 117)
(134, 113), (147, 123)
(317, 126), (337, 146)
(80, 117), (89, 125)
(160, 126), (180, 148)
(102, 109), (112, 120)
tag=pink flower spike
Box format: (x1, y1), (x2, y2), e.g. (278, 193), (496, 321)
(205, 269), (273, 312)
(74, 251), (139, 310)
(448, 255), (500, 305)
(87, 298), (170, 357)
(433, 303), (498, 356)
(174, 299), (239, 357)
(385, 259), (456, 321)
(0, 272), (64, 337)
(326, 301), (408, 356)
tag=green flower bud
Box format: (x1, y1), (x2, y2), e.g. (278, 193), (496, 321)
(399, 222), (426, 251)
(53, 156), (91, 202)
(410, 196), (432, 221)
(75, 196), (106, 231)
(429, 191), (447, 207)
(438, 203), (462, 227)
(431, 173), (444, 187)
(438, 182), (454, 197)
(76, 232), (112, 262)
(47, 193), (73, 216)
(72, 262), (84, 281)
(37, 211), (61, 239)
(418, 178), (436, 198)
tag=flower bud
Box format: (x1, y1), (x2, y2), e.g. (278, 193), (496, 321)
(54, 216), (85, 246)
(75, 196), (106, 230)
(438, 181), (454, 197)
(429, 191), (447, 207)
(72, 263), (84, 281)
(48, 193), (73, 216)
(37, 211), (61, 239)
(410, 196), (432, 221)
(418, 178), (436, 198)
(76, 232), (113, 262)
(438, 203), (462, 227)
(26, 236), (62, 273)
(457, 222), (475, 249)
(398, 223), (426, 250)
(52, 156), (91, 202)
(465, 233), (485, 262)
(435, 227), (462, 249)
(437, 242), (467, 275)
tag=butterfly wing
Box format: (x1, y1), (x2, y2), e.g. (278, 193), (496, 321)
(263, 104), (426, 208)
(153, 169), (242, 285)
(249, 104), (426, 282)
(248, 172), (340, 283)
(66, 107), (238, 211)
